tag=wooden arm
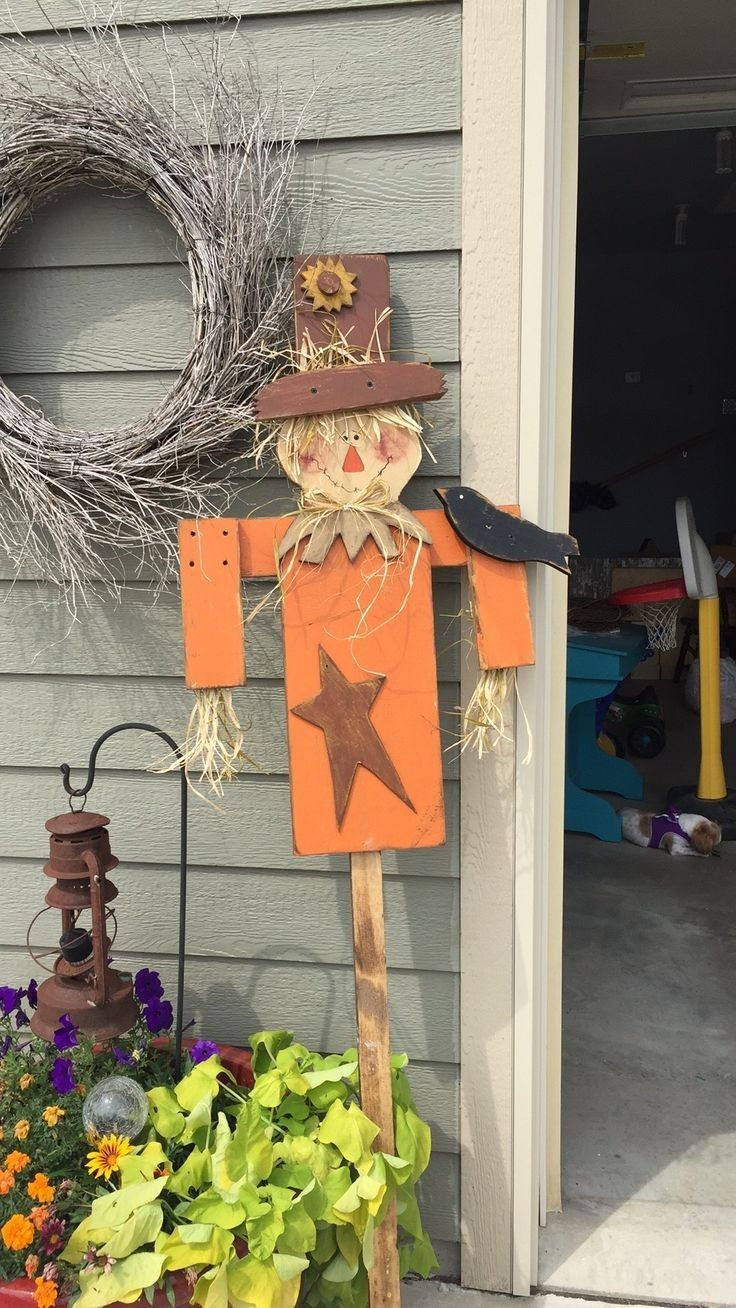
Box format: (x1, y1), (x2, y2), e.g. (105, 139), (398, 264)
(418, 507), (535, 669)
(179, 519), (246, 690)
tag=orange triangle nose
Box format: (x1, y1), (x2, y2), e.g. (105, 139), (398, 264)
(342, 445), (365, 473)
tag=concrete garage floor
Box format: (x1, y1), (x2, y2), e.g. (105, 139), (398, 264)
(539, 682), (736, 1304)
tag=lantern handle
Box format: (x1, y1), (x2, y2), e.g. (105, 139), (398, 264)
(59, 722), (188, 1078)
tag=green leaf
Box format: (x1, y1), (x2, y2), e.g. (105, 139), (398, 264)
(245, 1201), (285, 1260)
(227, 1100), (274, 1185)
(399, 1232), (439, 1280)
(249, 1030), (294, 1076)
(317, 1101), (379, 1165)
(192, 1262), (228, 1308)
(157, 1224), (234, 1271)
(335, 1227), (360, 1274)
(118, 1142), (169, 1187)
(302, 1061), (358, 1089)
(175, 1056), (223, 1110)
(272, 1253), (308, 1282)
(76, 1253), (165, 1308)
(147, 1086), (185, 1141)
(277, 1093), (310, 1122)
(396, 1187), (423, 1238)
(250, 1067), (285, 1109)
(228, 1253), (302, 1308)
(61, 1214), (116, 1265)
(88, 1176), (168, 1230)
(98, 1204), (164, 1259)
(361, 1216), (375, 1273)
(311, 1227), (336, 1267)
(395, 1105), (432, 1182)
(167, 1146), (212, 1197)
(185, 1189), (246, 1229)
(382, 1152), (413, 1187)
(278, 1202), (316, 1256)
(321, 1253), (357, 1284)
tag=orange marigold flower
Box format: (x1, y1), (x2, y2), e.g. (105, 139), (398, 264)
(34, 1278), (58, 1308)
(76, 1085), (86, 1096)
(25, 1254), (39, 1278)
(5, 1151), (31, 1174)
(29, 1206), (49, 1232)
(27, 1174), (55, 1204)
(19, 1074), (35, 1091)
(1, 1213), (34, 1251)
(13, 1121), (30, 1141)
(41, 1107), (65, 1128)
(0, 1126), (4, 1141)
(0, 1170), (14, 1195)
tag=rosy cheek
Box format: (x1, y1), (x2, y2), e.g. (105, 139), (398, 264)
(376, 426), (410, 463)
(298, 439), (327, 472)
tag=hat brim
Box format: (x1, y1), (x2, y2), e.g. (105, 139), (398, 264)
(255, 360), (446, 421)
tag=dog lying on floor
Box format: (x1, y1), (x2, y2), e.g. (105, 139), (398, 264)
(620, 807), (722, 856)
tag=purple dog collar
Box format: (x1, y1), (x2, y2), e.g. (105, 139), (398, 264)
(649, 806), (688, 849)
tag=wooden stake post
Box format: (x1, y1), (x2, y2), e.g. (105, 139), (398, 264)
(350, 851), (400, 1304)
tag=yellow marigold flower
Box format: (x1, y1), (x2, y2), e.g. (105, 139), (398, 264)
(41, 1107), (65, 1128)
(86, 1133), (133, 1181)
(34, 1278), (58, 1308)
(29, 1206), (49, 1232)
(27, 1174), (55, 1204)
(13, 1120), (30, 1141)
(0, 1170), (14, 1195)
(25, 1254), (39, 1278)
(19, 1074), (35, 1091)
(5, 1151), (31, 1174)
(1, 1213), (34, 1251)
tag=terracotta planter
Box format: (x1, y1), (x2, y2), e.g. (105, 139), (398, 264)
(0, 1045), (253, 1308)
(0, 1275), (192, 1308)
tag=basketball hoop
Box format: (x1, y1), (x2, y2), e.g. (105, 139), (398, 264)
(610, 578), (687, 652)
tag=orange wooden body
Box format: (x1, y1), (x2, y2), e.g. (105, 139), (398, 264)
(179, 507), (534, 856)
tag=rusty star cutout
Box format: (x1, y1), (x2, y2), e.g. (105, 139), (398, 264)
(291, 646), (415, 829)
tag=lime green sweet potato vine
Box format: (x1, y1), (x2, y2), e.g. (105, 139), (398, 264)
(61, 1032), (437, 1308)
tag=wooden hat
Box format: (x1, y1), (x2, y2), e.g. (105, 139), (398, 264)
(254, 254), (446, 421)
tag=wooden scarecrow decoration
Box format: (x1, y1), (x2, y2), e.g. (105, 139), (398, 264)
(178, 254), (577, 1304)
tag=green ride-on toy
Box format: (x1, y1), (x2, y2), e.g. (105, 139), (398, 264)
(603, 685), (666, 759)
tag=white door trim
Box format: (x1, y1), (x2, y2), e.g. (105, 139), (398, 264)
(515, 0), (578, 1287)
(460, 0), (578, 1294)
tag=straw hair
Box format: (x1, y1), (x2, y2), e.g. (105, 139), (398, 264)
(0, 19), (297, 601)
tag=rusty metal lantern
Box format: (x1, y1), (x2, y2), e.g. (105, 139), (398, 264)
(27, 721), (189, 1073)
(29, 810), (138, 1042)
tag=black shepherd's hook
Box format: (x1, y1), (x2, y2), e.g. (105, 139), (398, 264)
(60, 723), (188, 1077)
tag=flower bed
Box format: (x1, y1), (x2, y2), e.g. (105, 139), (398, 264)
(0, 978), (436, 1308)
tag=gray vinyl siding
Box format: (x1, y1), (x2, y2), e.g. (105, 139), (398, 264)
(0, 0), (461, 1275)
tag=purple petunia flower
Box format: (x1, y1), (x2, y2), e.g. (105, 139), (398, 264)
(189, 1039), (218, 1065)
(112, 1046), (133, 1066)
(50, 1056), (76, 1095)
(53, 1013), (78, 1052)
(26, 979), (38, 1009)
(134, 968), (164, 1005)
(15, 1009), (29, 1028)
(0, 1034), (11, 1058)
(0, 986), (23, 1016)
(142, 998), (173, 1034)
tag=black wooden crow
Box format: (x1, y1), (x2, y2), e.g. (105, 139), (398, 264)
(436, 486), (579, 575)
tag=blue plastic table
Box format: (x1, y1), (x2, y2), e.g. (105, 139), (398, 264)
(566, 625), (649, 841)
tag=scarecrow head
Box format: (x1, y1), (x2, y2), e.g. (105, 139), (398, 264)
(256, 255), (446, 509)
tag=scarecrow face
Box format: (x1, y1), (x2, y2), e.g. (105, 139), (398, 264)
(278, 413), (422, 505)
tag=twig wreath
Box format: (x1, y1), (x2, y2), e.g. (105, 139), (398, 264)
(0, 23), (297, 599)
